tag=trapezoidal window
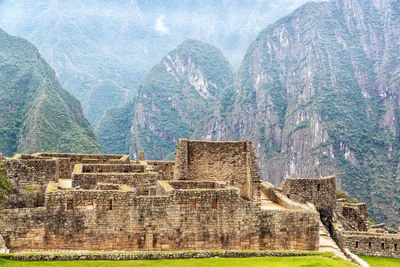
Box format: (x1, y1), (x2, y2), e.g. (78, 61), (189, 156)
(395, 244), (398, 251)
(106, 199), (113, 211)
(381, 243), (385, 250)
(355, 241), (359, 248)
(317, 183), (321, 192)
(211, 198), (218, 210)
(190, 199), (196, 211)
(368, 242), (372, 249)
(67, 199), (73, 210)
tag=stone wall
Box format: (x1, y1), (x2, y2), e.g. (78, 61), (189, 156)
(31, 153), (130, 178)
(81, 164), (145, 174)
(280, 176), (336, 226)
(259, 209), (319, 251)
(340, 231), (400, 258)
(336, 201), (370, 231)
(0, 184), (319, 251)
(3, 158), (58, 187)
(146, 161), (174, 180)
(174, 139), (261, 201)
(0, 207), (46, 249)
(72, 171), (158, 195)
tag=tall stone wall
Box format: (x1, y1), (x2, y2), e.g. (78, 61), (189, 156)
(174, 139), (261, 201)
(280, 176), (336, 226)
(0, 185), (319, 251)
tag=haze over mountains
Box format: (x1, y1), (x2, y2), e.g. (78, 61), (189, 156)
(0, 0), (311, 126)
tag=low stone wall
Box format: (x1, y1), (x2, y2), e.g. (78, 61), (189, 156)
(72, 172), (158, 195)
(167, 181), (226, 190)
(81, 164), (145, 173)
(146, 161), (174, 180)
(31, 153), (130, 178)
(3, 159), (58, 187)
(0, 208), (46, 249)
(341, 231), (400, 258)
(337, 202), (370, 231)
(6, 251), (326, 261)
(260, 182), (311, 210)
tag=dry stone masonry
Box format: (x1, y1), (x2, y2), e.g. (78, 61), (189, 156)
(0, 138), (398, 260)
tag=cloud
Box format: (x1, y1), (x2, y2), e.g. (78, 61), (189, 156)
(155, 14), (169, 34)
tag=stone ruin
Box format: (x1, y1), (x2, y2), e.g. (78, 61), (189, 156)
(281, 176), (400, 259)
(0, 138), (398, 260)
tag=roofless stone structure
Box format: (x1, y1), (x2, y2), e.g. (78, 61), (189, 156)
(0, 139), (399, 261)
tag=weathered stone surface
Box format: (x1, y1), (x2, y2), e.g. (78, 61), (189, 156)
(0, 140), (320, 252)
(0, 234), (8, 254)
(280, 176), (336, 227)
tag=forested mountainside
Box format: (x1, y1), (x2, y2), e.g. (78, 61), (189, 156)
(0, 0), (311, 126)
(97, 40), (235, 159)
(0, 28), (100, 156)
(230, 0), (400, 225)
(99, 0), (400, 226)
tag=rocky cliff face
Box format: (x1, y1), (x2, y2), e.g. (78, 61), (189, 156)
(230, 0), (400, 225)
(0, 28), (100, 156)
(97, 40), (234, 160)
(0, 0), (311, 127)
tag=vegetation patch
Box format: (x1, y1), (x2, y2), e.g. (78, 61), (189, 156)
(359, 255), (400, 267)
(0, 255), (357, 267)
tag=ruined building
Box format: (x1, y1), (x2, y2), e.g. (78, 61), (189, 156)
(0, 139), (399, 259)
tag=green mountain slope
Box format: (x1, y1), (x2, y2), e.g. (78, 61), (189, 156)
(0, 28), (100, 156)
(97, 39), (235, 160)
(0, 0), (312, 127)
(231, 0), (400, 225)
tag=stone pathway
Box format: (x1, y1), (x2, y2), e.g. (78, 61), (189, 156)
(259, 191), (287, 210)
(318, 221), (349, 260)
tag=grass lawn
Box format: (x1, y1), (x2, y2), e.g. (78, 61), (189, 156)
(359, 255), (400, 267)
(0, 256), (357, 267)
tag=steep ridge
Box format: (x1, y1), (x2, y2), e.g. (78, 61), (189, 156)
(0, 28), (100, 156)
(230, 0), (400, 225)
(0, 0), (311, 126)
(97, 40), (235, 160)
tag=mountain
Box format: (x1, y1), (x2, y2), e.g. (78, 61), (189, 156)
(229, 0), (400, 225)
(97, 39), (234, 159)
(0, 28), (100, 156)
(98, 0), (400, 226)
(0, 0), (312, 127)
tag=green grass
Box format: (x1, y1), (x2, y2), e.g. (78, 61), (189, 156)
(0, 256), (357, 267)
(359, 255), (400, 267)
